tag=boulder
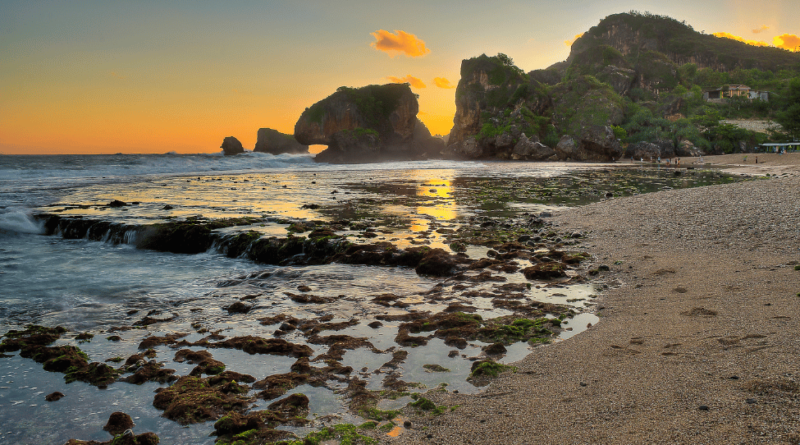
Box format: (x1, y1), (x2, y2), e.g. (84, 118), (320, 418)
(220, 137), (244, 156)
(676, 139), (702, 157)
(511, 135), (556, 161)
(104, 412), (134, 435)
(554, 136), (577, 160)
(624, 142), (661, 161)
(253, 128), (308, 155)
(574, 126), (623, 162)
(449, 137), (483, 159)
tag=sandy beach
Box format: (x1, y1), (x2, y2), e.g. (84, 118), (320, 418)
(393, 156), (800, 444)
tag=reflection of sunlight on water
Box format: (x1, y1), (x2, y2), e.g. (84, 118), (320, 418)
(417, 204), (457, 221)
(415, 177), (458, 221)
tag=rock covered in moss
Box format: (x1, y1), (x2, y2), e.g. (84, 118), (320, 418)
(103, 412), (134, 435)
(295, 83), (437, 163)
(152, 373), (254, 424)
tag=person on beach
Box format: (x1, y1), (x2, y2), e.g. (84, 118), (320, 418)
(657, 156), (661, 164)
(666, 158), (670, 166)
(677, 157), (680, 166)
(755, 156), (758, 164)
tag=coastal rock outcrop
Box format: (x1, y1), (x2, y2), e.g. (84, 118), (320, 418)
(446, 54), (553, 160)
(624, 140), (676, 160)
(254, 128), (308, 155)
(444, 54), (624, 162)
(220, 137), (244, 156)
(295, 83), (440, 163)
(555, 127), (622, 162)
(511, 135), (556, 161)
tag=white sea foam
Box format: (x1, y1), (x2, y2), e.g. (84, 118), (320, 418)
(0, 211), (44, 235)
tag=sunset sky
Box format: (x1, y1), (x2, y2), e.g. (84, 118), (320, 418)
(1, 0), (798, 154)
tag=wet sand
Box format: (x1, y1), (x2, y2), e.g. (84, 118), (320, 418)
(394, 159), (800, 444)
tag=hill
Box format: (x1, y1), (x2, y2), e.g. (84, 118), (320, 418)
(446, 12), (800, 159)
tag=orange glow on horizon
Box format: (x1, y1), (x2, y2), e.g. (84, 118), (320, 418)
(712, 32), (769, 47)
(773, 34), (800, 51)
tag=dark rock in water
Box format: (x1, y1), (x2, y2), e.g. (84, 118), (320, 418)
(153, 373), (253, 424)
(220, 136), (244, 155)
(254, 128), (309, 155)
(225, 302), (252, 314)
(108, 200), (127, 207)
(162, 205), (173, 210)
(367, 321), (383, 329)
(267, 393), (309, 414)
(45, 391), (64, 402)
(483, 342), (507, 355)
(104, 411), (134, 435)
(522, 262), (567, 280)
(279, 323), (295, 332)
(415, 248), (458, 276)
(64, 431), (160, 445)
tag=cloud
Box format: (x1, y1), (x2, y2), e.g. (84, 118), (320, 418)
(773, 34), (800, 51)
(433, 77), (455, 89)
(712, 32), (769, 47)
(110, 71), (126, 80)
(370, 30), (430, 57)
(387, 75), (426, 89)
(564, 33), (584, 47)
(752, 25), (770, 34)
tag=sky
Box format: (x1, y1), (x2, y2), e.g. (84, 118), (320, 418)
(1, 0), (798, 155)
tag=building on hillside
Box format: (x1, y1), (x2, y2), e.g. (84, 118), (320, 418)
(703, 84), (768, 101)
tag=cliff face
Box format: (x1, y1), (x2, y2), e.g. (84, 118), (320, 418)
(447, 54), (552, 159)
(446, 54), (623, 161)
(253, 128), (308, 155)
(294, 83), (438, 163)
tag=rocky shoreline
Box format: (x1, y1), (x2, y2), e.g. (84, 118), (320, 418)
(390, 155), (800, 444)
(2, 161), (786, 444)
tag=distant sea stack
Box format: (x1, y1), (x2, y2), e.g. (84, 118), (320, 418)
(220, 136), (244, 155)
(253, 128), (309, 155)
(294, 83), (444, 163)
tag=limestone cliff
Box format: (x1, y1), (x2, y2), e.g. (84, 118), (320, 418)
(295, 83), (442, 163)
(446, 54), (553, 159)
(253, 128), (308, 155)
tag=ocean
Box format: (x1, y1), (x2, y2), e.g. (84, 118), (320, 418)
(0, 152), (738, 444)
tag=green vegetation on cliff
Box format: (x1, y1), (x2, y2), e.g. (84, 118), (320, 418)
(449, 12), (799, 157)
